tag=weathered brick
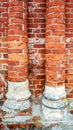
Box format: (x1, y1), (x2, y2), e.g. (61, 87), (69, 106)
(0, 0), (73, 100)
(65, 0), (73, 97)
(45, 0), (66, 88)
(27, 0), (45, 96)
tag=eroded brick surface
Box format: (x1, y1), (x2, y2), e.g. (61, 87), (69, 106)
(65, 0), (73, 98)
(0, 0), (73, 103)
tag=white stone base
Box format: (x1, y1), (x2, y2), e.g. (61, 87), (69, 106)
(42, 85), (68, 120)
(7, 80), (31, 100)
(42, 97), (68, 109)
(42, 104), (68, 120)
(3, 115), (31, 123)
(44, 85), (66, 100)
(2, 80), (31, 113)
(2, 99), (31, 113)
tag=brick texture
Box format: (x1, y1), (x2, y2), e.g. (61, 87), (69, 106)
(27, 0), (46, 96)
(45, 0), (66, 87)
(0, 0), (8, 37)
(0, 0), (73, 100)
(7, 0), (28, 82)
(0, 0), (8, 100)
(65, 0), (73, 98)
(0, 38), (8, 100)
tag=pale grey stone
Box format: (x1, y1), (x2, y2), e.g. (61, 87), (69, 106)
(28, 38), (45, 44)
(3, 115), (31, 123)
(2, 105), (15, 113)
(52, 126), (62, 130)
(2, 80), (31, 113)
(44, 85), (66, 100)
(3, 113), (15, 118)
(0, 93), (3, 99)
(32, 103), (42, 117)
(42, 104), (68, 120)
(6, 80), (31, 100)
(3, 100), (22, 109)
(2, 98), (73, 129)
(2, 99), (31, 112)
(20, 99), (31, 111)
(42, 97), (68, 109)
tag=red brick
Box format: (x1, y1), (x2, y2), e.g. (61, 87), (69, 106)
(8, 61), (19, 66)
(18, 124), (26, 128)
(7, 36), (20, 41)
(8, 71), (17, 77)
(7, 124), (18, 129)
(47, 1), (64, 7)
(8, 77), (27, 82)
(35, 0), (45, 2)
(0, 0), (73, 99)
(0, 8), (4, 12)
(8, 49), (22, 54)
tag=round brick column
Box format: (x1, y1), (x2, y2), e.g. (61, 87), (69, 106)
(42, 0), (68, 120)
(2, 0), (31, 114)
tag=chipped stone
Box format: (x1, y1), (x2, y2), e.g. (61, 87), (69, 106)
(2, 99), (31, 113)
(42, 85), (68, 120)
(42, 104), (68, 120)
(3, 113), (14, 119)
(42, 97), (68, 109)
(6, 80), (31, 100)
(2, 80), (31, 113)
(2, 116), (31, 123)
(44, 85), (66, 100)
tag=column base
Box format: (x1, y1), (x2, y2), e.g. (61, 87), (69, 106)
(42, 104), (68, 120)
(42, 96), (68, 109)
(2, 115), (32, 123)
(2, 99), (31, 113)
(2, 80), (31, 113)
(42, 85), (68, 120)
(2, 106), (32, 123)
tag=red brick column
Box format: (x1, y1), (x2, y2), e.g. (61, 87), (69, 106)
(65, 0), (73, 98)
(2, 0), (31, 114)
(42, 0), (68, 120)
(8, 0), (28, 82)
(45, 0), (66, 89)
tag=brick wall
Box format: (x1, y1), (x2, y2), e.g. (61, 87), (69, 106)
(0, 0), (8, 100)
(0, 0), (73, 100)
(65, 0), (73, 98)
(27, 0), (46, 97)
(0, 0), (8, 37)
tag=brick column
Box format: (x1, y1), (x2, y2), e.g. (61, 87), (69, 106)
(42, 0), (68, 120)
(65, 0), (73, 98)
(2, 0), (31, 114)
